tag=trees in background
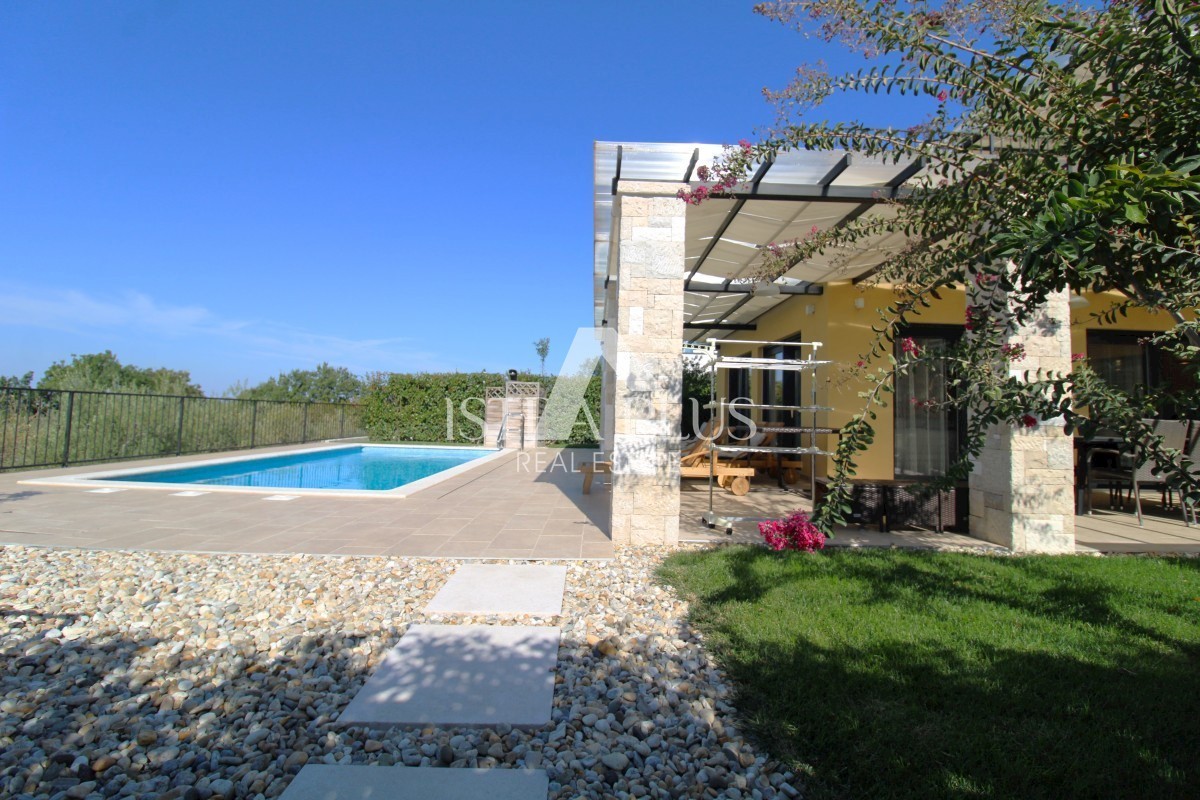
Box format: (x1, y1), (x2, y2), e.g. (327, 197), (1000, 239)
(37, 351), (203, 396)
(692, 0), (1200, 528)
(233, 363), (364, 404)
(534, 338), (551, 377)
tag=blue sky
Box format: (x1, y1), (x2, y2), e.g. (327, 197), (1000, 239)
(0, 1), (930, 394)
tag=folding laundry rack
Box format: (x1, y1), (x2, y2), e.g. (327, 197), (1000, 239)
(688, 338), (836, 534)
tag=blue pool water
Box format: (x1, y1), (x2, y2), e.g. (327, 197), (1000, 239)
(102, 446), (494, 491)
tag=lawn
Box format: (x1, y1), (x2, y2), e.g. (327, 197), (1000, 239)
(658, 547), (1200, 800)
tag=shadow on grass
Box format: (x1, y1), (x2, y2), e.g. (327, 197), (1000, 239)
(659, 546), (1200, 800)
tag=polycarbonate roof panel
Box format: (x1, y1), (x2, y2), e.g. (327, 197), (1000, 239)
(765, 151), (850, 185)
(839, 153), (921, 187)
(594, 141), (922, 328)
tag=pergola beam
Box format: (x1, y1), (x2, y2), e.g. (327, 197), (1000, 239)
(684, 322), (757, 331)
(817, 153), (852, 192)
(692, 182), (913, 203)
(684, 283), (823, 295)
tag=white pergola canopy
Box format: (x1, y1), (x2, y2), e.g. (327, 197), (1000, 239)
(593, 141), (926, 340)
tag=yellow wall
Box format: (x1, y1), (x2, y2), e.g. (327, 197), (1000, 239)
(1069, 291), (1181, 351)
(716, 286), (1182, 481)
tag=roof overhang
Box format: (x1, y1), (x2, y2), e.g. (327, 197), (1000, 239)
(593, 141), (925, 340)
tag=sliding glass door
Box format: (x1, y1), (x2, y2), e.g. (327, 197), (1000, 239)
(894, 327), (963, 478)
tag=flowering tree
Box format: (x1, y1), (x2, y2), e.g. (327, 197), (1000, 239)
(690, 0), (1200, 530)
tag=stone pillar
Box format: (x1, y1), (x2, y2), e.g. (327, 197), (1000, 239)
(969, 288), (1076, 553)
(608, 181), (685, 546)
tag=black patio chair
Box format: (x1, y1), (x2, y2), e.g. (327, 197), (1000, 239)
(1086, 419), (1189, 526)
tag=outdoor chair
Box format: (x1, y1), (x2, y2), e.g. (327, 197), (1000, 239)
(1086, 418), (1189, 526)
(679, 428), (755, 496)
(724, 427), (781, 475)
(1176, 420), (1200, 526)
(681, 417), (718, 449)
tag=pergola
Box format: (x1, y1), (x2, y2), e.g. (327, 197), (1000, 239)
(594, 142), (922, 340)
(591, 141), (1076, 552)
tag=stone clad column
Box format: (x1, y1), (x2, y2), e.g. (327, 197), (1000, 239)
(608, 181), (685, 546)
(969, 288), (1076, 552)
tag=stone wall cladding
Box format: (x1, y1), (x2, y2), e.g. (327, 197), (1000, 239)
(608, 184), (686, 545)
(969, 287), (1076, 552)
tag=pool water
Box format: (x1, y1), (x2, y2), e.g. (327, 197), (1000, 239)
(102, 446), (494, 491)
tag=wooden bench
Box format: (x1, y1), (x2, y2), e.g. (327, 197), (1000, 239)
(680, 461), (755, 496)
(579, 461), (612, 494)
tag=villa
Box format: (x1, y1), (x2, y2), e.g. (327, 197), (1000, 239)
(592, 141), (1187, 553)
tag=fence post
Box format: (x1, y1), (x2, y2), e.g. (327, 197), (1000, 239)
(250, 401), (258, 449)
(61, 391), (75, 467)
(339, 406), (345, 439)
(302, 403), (309, 443)
(176, 397), (186, 455)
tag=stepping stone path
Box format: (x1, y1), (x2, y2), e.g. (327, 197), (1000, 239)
(281, 564), (564, 799)
(337, 624), (559, 728)
(426, 564), (567, 616)
(280, 764), (549, 800)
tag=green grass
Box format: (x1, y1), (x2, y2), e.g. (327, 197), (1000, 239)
(658, 547), (1200, 799)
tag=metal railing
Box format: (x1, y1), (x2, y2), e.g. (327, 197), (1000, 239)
(0, 386), (365, 471)
(495, 412), (527, 450)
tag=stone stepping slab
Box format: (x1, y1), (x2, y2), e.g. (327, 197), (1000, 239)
(338, 625), (559, 728)
(425, 564), (567, 616)
(278, 764), (548, 799)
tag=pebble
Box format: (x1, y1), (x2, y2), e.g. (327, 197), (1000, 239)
(0, 544), (792, 800)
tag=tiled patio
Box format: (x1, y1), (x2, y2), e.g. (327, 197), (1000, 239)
(672, 477), (1200, 554)
(0, 445), (613, 559)
(5, 448), (1197, 558)
(1074, 496), (1200, 553)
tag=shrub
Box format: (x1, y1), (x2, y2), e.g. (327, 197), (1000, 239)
(758, 510), (826, 552)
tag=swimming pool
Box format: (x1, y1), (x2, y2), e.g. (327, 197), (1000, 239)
(23, 444), (507, 497)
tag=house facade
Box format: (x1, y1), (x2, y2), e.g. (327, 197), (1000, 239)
(593, 141), (1181, 552)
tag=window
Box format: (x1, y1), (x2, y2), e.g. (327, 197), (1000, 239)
(762, 341), (803, 446)
(894, 327), (965, 478)
(720, 369), (748, 438)
(727, 368), (750, 405)
(1087, 330), (1197, 418)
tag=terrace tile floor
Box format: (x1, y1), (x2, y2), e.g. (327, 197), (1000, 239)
(673, 476), (1200, 554)
(0, 445), (613, 559)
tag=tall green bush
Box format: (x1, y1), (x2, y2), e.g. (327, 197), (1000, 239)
(360, 371), (602, 446)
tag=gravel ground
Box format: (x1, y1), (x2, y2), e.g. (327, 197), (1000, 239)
(0, 544), (801, 799)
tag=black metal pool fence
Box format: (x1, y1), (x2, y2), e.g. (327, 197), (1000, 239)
(0, 386), (365, 471)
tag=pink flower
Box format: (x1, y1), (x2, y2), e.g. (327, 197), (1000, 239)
(1000, 343), (1025, 362)
(900, 337), (920, 357)
(810, 225), (820, 235)
(937, 90), (949, 102)
(696, 165), (710, 181)
(856, 360), (864, 368)
(1071, 352), (1086, 362)
(758, 510), (826, 552)
(964, 304), (986, 331)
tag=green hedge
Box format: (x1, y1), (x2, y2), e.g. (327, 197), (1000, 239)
(360, 371), (601, 446)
